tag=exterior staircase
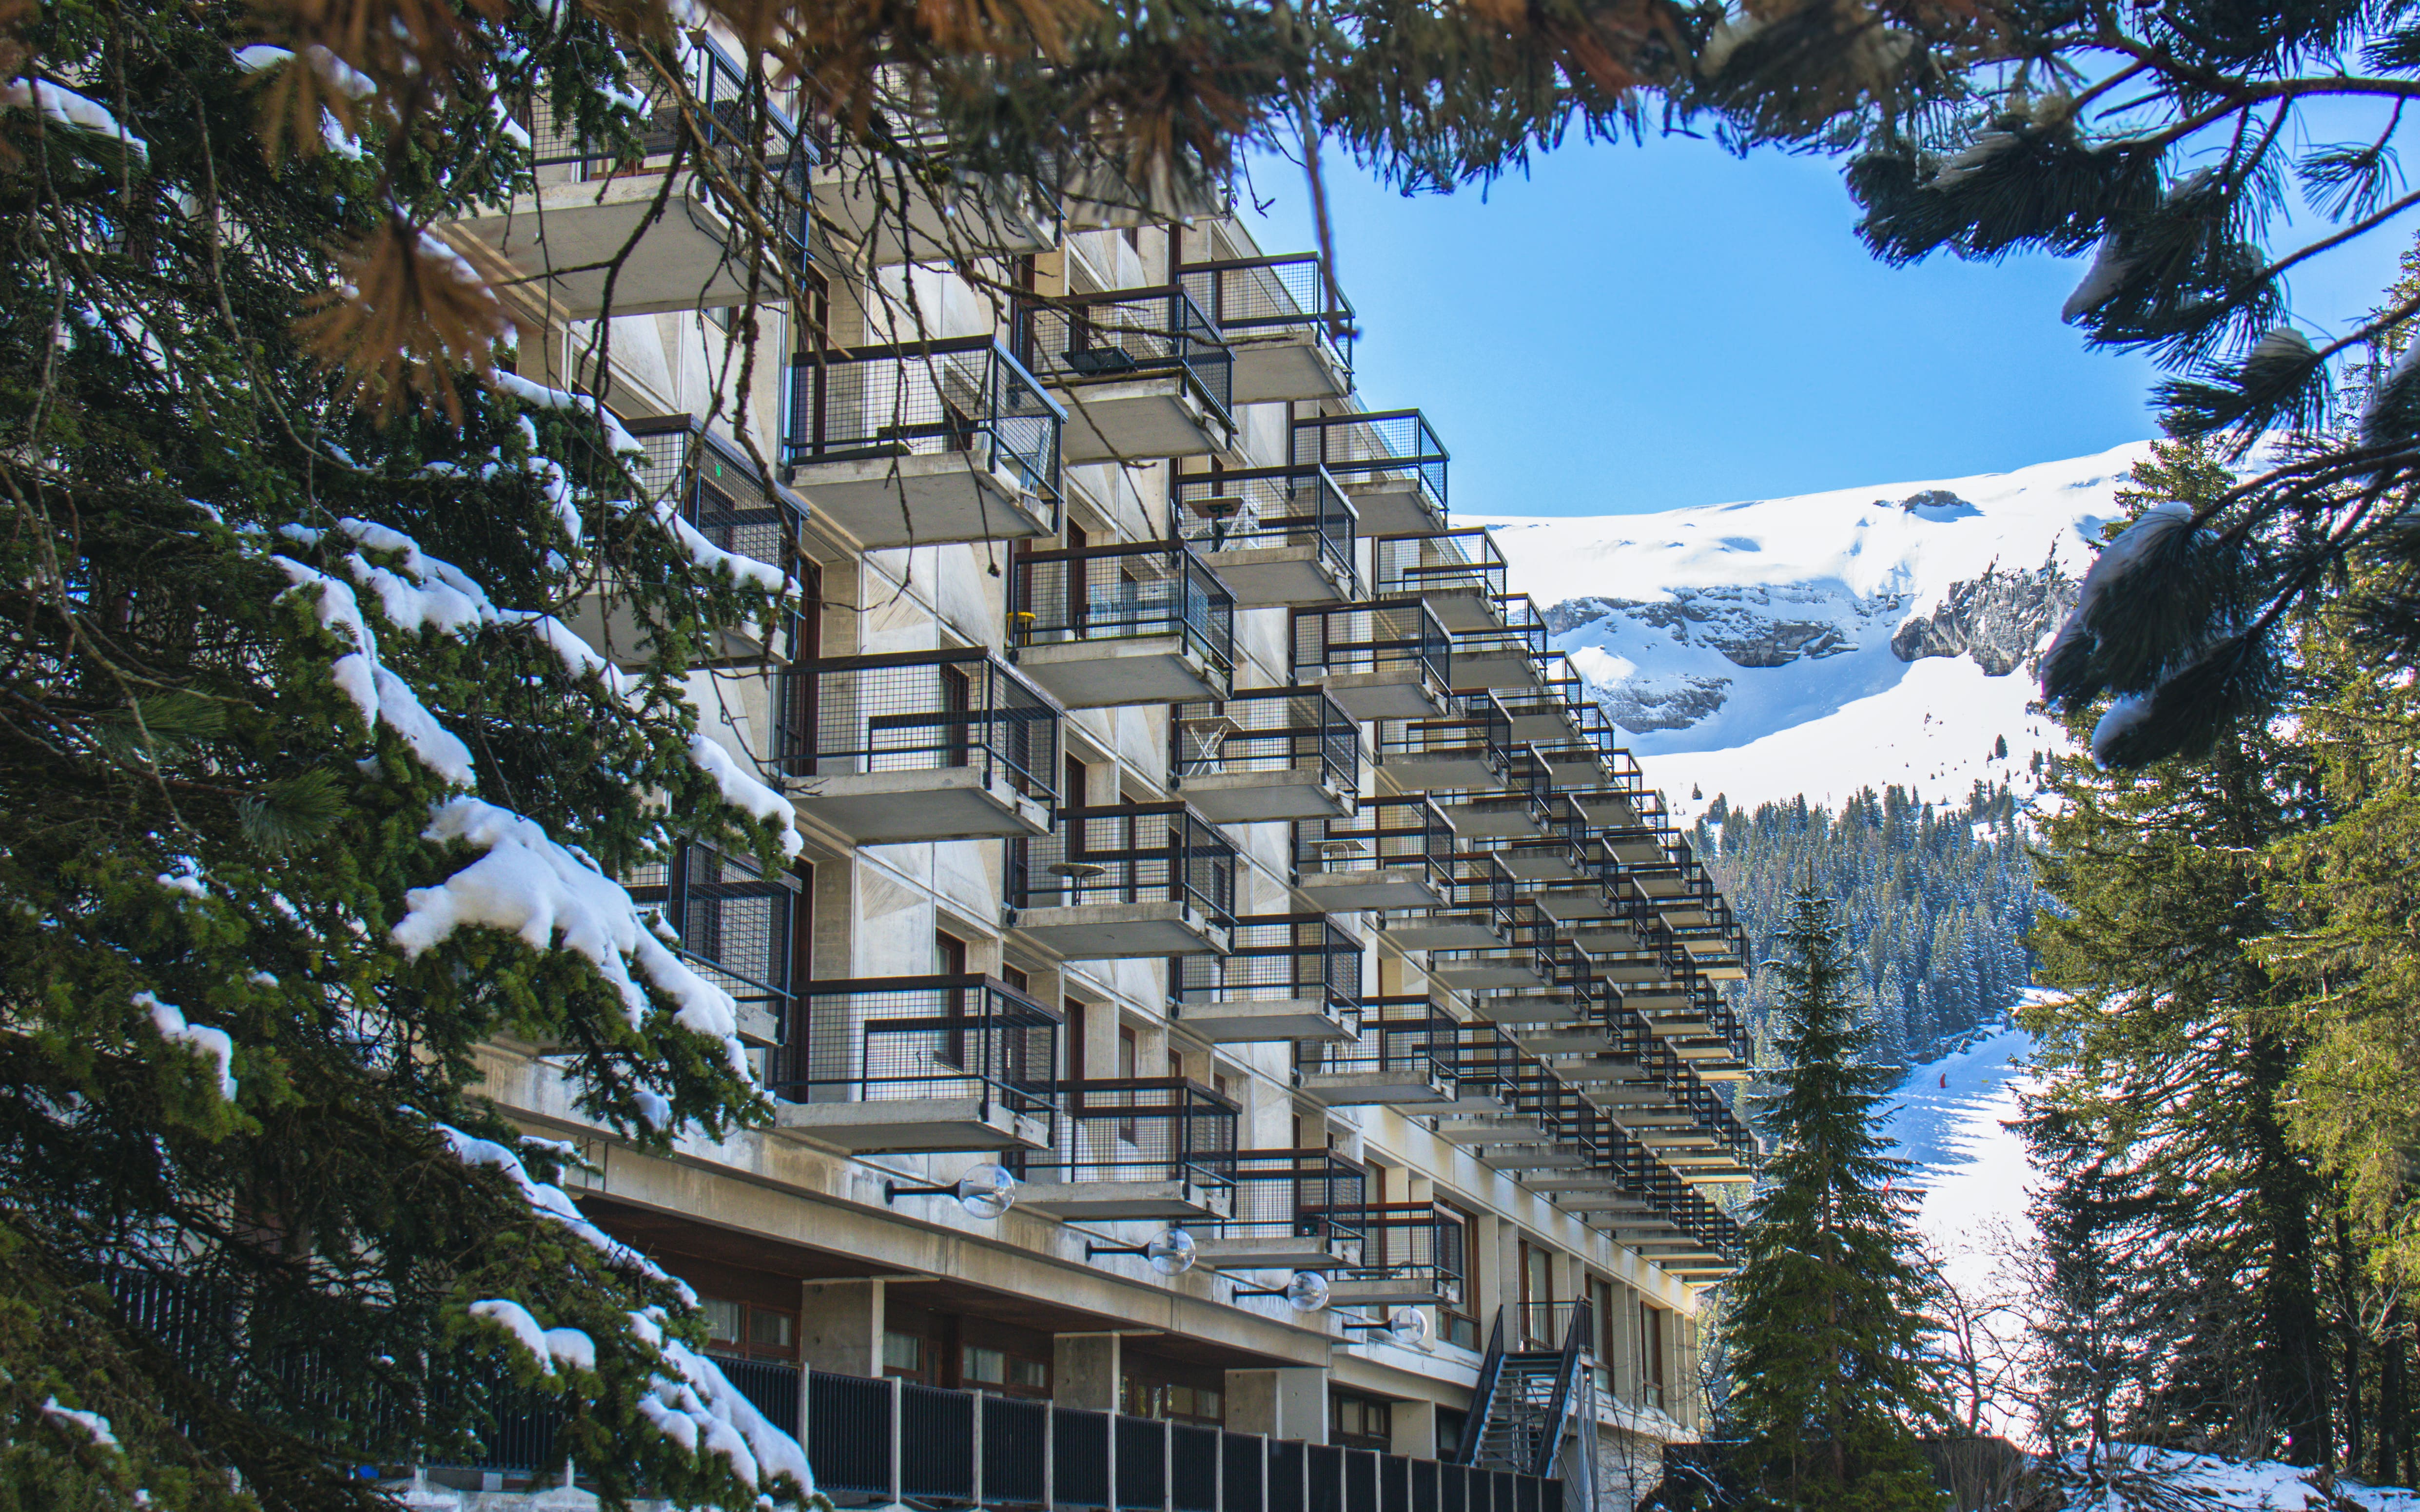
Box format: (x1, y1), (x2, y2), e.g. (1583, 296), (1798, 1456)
(1454, 1301), (1595, 1478)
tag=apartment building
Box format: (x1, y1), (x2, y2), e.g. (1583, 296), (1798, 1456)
(444, 34), (1758, 1512)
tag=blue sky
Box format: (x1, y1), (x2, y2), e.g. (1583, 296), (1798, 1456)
(1239, 133), (2413, 518)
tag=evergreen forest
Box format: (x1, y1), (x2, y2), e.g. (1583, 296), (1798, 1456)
(1694, 786), (2037, 1069)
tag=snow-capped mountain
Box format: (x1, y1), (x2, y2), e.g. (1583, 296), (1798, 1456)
(1473, 442), (2150, 818)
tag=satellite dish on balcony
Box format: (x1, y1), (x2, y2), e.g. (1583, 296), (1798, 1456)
(1189, 495), (1245, 521)
(1048, 861), (1108, 879)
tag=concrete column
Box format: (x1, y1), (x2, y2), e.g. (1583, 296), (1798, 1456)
(1055, 1332), (1122, 1411)
(1392, 1398), (1439, 1459)
(800, 1279), (883, 1377)
(1223, 1367), (1328, 1441)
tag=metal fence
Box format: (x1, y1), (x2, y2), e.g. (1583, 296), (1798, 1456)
(1206, 1148), (1368, 1254)
(1020, 287), (1233, 426)
(1171, 685), (1359, 795)
(1172, 466), (1360, 592)
(788, 647), (1059, 803)
(625, 843), (798, 1026)
(1008, 800), (1238, 925)
(1289, 409), (1448, 518)
(1012, 538), (1236, 689)
(774, 974), (1060, 1122)
(1290, 601), (1450, 690)
(784, 336), (1064, 509)
(1032, 1077), (1240, 1187)
(1171, 914), (1365, 1014)
(1371, 530), (1504, 606)
(1178, 251), (1354, 378)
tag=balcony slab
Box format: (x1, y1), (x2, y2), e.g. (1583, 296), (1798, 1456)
(1192, 1234), (1354, 1272)
(1469, 992), (1588, 1024)
(1297, 867), (1443, 912)
(1436, 795), (1546, 839)
(1447, 649), (1543, 692)
(1015, 1178), (1230, 1222)
(1341, 479), (1444, 538)
(1379, 750), (1502, 792)
(1327, 1276), (1456, 1308)
(1310, 666), (1449, 721)
(1015, 636), (1227, 708)
(1295, 1068), (1457, 1108)
(1196, 544), (1354, 609)
(1056, 373), (1232, 464)
(1373, 915), (1505, 951)
(1431, 1119), (1548, 1146)
(1483, 1144), (1594, 1171)
(1229, 332), (1350, 406)
(1175, 765), (1352, 824)
(449, 177), (762, 318)
(797, 767), (1052, 844)
(812, 153), (1058, 267)
(1009, 900), (1231, 960)
(1169, 996), (1357, 1045)
(1430, 959), (1549, 991)
(1513, 1028), (1619, 1055)
(1400, 585), (1499, 633)
(785, 450), (1054, 549)
(561, 589), (785, 671)
(1520, 1172), (1627, 1193)
(771, 1097), (1049, 1154)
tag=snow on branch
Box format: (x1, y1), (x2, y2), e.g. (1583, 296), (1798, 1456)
(430, 1120), (690, 1289)
(132, 991), (238, 1102)
(1, 77), (148, 160)
(273, 556), (479, 786)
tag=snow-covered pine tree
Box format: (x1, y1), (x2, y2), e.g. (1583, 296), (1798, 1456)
(0, 3), (816, 1507)
(1722, 894), (1948, 1512)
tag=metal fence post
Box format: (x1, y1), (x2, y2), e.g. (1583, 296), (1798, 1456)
(1163, 1420), (1174, 1512)
(1107, 1410), (1119, 1512)
(889, 1376), (904, 1507)
(1046, 1406), (1057, 1512)
(972, 1391), (986, 1509)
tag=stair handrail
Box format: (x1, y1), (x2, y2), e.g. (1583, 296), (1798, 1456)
(1532, 1298), (1593, 1478)
(1454, 1305), (1509, 1466)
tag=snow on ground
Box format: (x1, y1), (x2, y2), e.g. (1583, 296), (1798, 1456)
(2050, 1446), (2420, 1510)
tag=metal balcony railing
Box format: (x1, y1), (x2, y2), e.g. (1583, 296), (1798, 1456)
(1172, 466), (1360, 592)
(1012, 539), (1236, 686)
(1290, 601), (1450, 688)
(627, 415), (811, 575)
(1171, 686), (1358, 795)
(1204, 1148), (1368, 1253)
(522, 35), (813, 267)
(1290, 409), (1448, 518)
(1477, 795), (1592, 883)
(1341, 1202), (1469, 1300)
(1018, 287), (1234, 425)
(774, 974), (1060, 1122)
(1297, 997), (1457, 1087)
(1372, 529), (1505, 606)
(1386, 852), (1520, 939)
(1033, 1077), (1239, 1187)
(1007, 801), (1238, 925)
(1432, 898), (1557, 987)
(1293, 797), (1453, 892)
(1448, 597), (1548, 686)
(1177, 251), (1355, 378)
(1376, 693), (1518, 785)
(626, 843), (798, 1023)
(784, 337), (1062, 511)
(1171, 914), (1365, 1016)
(788, 647), (1059, 799)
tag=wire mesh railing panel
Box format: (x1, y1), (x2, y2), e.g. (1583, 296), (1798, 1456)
(1376, 694), (1514, 771)
(1023, 289), (1233, 423)
(778, 976), (1060, 1119)
(1372, 530), (1504, 604)
(1294, 796), (1452, 884)
(902, 1382), (976, 1500)
(1290, 601), (1449, 685)
(625, 843), (797, 1022)
(1055, 1408), (1112, 1509)
(1012, 539), (1236, 676)
(1226, 1432), (1268, 1512)
(626, 415), (808, 570)
(1205, 1149), (1367, 1249)
(809, 1372), (892, 1496)
(1171, 467), (1358, 588)
(1034, 1077), (1241, 1184)
(985, 1396), (1050, 1505)
(793, 648), (1059, 800)
(1116, 1415), (1167, 1510)
(1174, 1423), (1222, 1512)
(784, 337), (1063, 505)
(1180, 252), (1351, 332)
(1296, 1000), (1453, 1085)
(1171, 686), (1358, 792)
(1291, 410), (1447, 513)
(1171, 914), (1363, 1011)
(1340, 1202), (1468, 1297)
(1007, 801), (1238, 924)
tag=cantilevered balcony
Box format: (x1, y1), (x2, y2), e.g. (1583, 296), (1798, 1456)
(1019, 1078), (1238, 1221)
(1330, 1202), (1467, 1309)
(1169, 914), (1362, 1044)
(783, 337), (1061, 547)
(1170, 686), (1358, 823)
(1430, 898), (1556, 992)
(787, 649), (1058, 843)
(808, 77), (1060, 266)
(1561, 751), (1650, 828)
(1007, 801), (1236, 958)
(1172, 467), (1359, 607)
(1193, 1150), (1367, 1272)
(1020, 289), (1234, 462)
(1290, 601), (1450, 720)
(770, 975), (1059, 1153)
(1464, 930), (1597, 1021)
(1447, 595), (1549, 694)
(1290, 408), (1448, 536)
(1494, 661), (1588, 746)
(1429, 750), (1554, 841)
(1178, 250), (1354, 403)
(1477, 795), (1593, 884)
(1535, 701), (1629, 788)
(1293, 797), (1452, 912)
(567, 417), (807, 668)
(1374, 853), (1517, 953)
(1372, 529), (1507, 631)
(1011, 539), (1235, 707)
(1376, 693), (1517, 793)
(625, 843), (795, 1049)
(1295, 999), (1458, 1107)
(456, 40), (810, 317)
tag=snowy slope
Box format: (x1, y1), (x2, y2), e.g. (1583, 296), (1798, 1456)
(1473, 444), (2150, 818)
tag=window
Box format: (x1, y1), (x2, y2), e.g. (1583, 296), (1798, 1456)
(1436, 1408), (1466, 1460)
(1169, 1047), (1188, 1086)
(1003, 965), (1030, 994)
(1640, 1303), (1667, 1411)
(1123, 1361), (1225, 1424)
(1117, 1026), (1139, 1141)
(699, 1297), (800, 1361)
(883, 1330), (928, 1380)
(937, 930), (969, 1067)
(1331, 1392), (1392, 1452)
(961, 1345), (1052, 1397)
(1590, 1277), (1617, 1402)
(1438, 1204), (1479, 1351)
(1520, 1241), (1555, 1345)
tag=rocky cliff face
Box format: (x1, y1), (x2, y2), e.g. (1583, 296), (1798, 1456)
(1887, 557), (2077, 677)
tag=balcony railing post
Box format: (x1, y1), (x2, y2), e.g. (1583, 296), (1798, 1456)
(889, 1375), (904, 1506)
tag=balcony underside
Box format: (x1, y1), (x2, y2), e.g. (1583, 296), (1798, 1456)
(1503, 707), (1579, 743)
(449, 177), (762, 319)
(1573, 792), (1641, 827)
(1698, 963), (1750, 983)
(1552, 1192), (1654, 1214)
(561, 590), (786, 671)
(1569, 921), (1646, 954)
(1229, 332), (1350, 405)
(1190, 1234), (1353, 1272)
(1311, 667), (1449, 721)
(1468, 992), (1586, 1024)
(785, 450), (1054, 549)
(1342, 480), (1444, 538)
(1327, 1276), (1455, 1307)
(1296, 867), (1442, 912)
(1442, 1085), (1514, 1116)
(1380, 751), (1502, 792)
(1491, 849), (1587, 883)
(1403, 586), (1498, 633)
(1429, 957), (1549, 991)
(1431, 1119), (1548, 1147)
(1374, 915), (1504, 951)
(1168, 996), (1356, 1044)
(1009, 901), (1231, 959)
(1600, 961), (1675, 986)
(1657, 902), (1717, 928)
(1015, 637), (1226, 708)
(1640, 1014), (1720, 1039)
(812, 161), (1057, 267)
(1055, 374), (1232, 464)
(798, 767), (1052, 844)
(1438, 796), (1546, 839)
(1604, 837), (1669, 866)
(1519, 1172), (1627, 1193)
(1532, 886), (1615, 923)
(1622, 986), (1694, 1010)
(1015, 1178), (1230, 1222)
(1482, 1144), (1595, 1171)
(772, 1097), (1050, 1154)
(1447, 650), (1543, 692)
(1176, 765), (1351, 824)
(1294, 1068), (1456, 1107)
(1196, 545), (1353, 608)
(1513, 1028), (1619, 1055)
